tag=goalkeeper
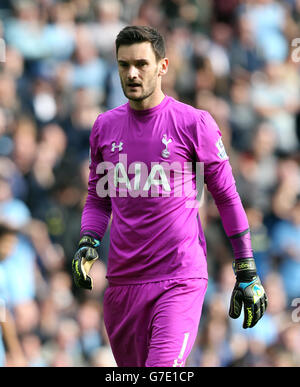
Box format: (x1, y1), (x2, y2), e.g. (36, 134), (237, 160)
(72, 25), (267, 367)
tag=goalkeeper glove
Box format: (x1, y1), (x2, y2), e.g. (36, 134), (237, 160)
(229, 258), (268, 329)
(72, 235), (100, 290)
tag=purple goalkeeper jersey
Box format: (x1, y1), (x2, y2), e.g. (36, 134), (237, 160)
(81, 95), (252, 284)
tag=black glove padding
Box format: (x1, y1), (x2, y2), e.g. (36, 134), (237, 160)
(229, 258), (268, 329)
(72, 235), (100, 290)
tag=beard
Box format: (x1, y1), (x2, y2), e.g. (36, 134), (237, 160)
(123, 85), (156, 102)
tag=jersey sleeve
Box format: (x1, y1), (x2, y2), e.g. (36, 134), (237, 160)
(194, 111), (253, 259)
(80, 115), (112, 240)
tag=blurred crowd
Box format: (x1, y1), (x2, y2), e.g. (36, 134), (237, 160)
(0, 0), (300, 367)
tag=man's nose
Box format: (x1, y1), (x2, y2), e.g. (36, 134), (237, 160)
(127, 65), (139, 79)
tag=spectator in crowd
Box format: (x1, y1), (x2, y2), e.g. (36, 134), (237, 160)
(271, 196), (300, 302)
(0, 223), (27, 367)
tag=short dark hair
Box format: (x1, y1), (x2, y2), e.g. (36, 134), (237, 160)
(115, 25), (166, 61)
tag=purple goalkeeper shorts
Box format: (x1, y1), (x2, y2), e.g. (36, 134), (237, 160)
(103, 278), (207, 367)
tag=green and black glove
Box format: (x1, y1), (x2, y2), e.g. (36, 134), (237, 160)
(72, 235), (100, 290)
(229, 258), (268, 329)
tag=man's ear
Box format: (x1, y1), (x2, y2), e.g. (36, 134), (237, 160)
(158, 58), (169, 76)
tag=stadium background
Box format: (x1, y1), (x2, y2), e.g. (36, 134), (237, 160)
(0, 0), (300, 367)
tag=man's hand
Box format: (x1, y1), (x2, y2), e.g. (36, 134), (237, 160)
(72, 235), (100, 290)
(229, 258), (267, 329)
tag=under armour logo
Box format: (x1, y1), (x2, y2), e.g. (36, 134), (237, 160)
(161, 134), (172, 158)
(111, 141), (123, 152)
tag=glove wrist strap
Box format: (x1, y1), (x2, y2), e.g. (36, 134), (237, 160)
(79, 235), (100, 249)
(233, 258), (257, 281)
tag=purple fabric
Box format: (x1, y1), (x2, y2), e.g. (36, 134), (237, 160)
(103, 278), (208, 367)
(229, 231), (253, 259)
(81, 95), (253, 284)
